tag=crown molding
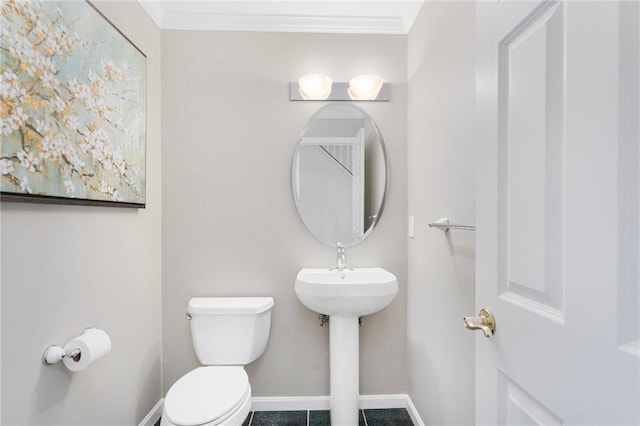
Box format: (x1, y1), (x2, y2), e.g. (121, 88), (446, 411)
(138, 1), (164, 28)
(137, 1), (423, 34)
(161, 13), (407, 34)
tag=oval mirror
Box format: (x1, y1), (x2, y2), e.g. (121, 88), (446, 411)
(291, 104), (388, 248)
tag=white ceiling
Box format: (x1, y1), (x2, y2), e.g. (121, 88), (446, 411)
(137, 1), (425, 34)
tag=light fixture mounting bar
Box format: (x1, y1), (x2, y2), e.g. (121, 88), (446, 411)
(289, 82), (391, 101)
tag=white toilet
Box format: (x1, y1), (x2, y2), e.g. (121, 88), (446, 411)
(161, 297), (274, 426)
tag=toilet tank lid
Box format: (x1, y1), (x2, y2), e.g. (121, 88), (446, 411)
(188, 297), (274, 315)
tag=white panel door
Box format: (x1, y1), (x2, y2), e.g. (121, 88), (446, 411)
(476, 1), (640, 424)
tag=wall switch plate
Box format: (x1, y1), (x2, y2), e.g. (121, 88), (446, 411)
(408, 216), (415, 239)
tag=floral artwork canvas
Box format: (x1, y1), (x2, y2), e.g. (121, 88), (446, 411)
(1, 0), (146, 207)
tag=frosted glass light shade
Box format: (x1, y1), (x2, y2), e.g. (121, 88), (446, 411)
(348, 74), (384, 100)
(298, 74), (333, 100)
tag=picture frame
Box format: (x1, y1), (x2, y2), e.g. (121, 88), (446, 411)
(0, 0), (147, 208)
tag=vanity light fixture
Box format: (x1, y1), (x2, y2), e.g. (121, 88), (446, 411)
(348, 74), (384, 100)
(298, 74), (333, 100)
(290, 74), (389, 102)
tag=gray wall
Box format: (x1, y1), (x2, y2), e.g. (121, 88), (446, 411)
(0, 1), (162, 424)
(161, 31), (408, 397)
(407, 2), (476, 424)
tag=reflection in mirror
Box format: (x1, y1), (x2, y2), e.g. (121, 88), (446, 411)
(292, 104), (387, 248)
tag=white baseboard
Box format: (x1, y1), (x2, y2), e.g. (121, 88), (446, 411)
(139, 398), (164, 426)
(251, 394), (424, 425)
(404, 395), (425, 426)
(359, 394), (409, 409)
(251, 395), (330, 411)
(142, 394), (424, 426)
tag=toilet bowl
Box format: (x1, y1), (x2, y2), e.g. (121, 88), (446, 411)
(161, 297), (274, 426)
(161, 367), (251, 426)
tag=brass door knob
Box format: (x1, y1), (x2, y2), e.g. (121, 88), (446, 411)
(463, 308), (496, 338)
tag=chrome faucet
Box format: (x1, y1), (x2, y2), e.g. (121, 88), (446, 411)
(336, 242), (346, 271)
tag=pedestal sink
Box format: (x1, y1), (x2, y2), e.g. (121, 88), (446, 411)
(295, 267), (398, 426)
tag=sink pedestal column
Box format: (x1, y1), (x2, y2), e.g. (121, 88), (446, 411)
(329, 315), (359, 425)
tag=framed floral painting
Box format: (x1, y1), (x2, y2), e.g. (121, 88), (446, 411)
(1, 0), (146, 208)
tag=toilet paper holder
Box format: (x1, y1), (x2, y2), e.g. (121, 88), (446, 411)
(42, 327), (94, 366)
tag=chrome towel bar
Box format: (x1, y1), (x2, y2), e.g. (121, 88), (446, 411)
(428, 217), (476, 232)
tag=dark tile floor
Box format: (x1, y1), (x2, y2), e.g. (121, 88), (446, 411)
(157, 408), (413, 426)
(242, 408), (414, 426)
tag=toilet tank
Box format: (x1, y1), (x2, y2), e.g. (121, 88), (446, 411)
(188, 297), (274, 365)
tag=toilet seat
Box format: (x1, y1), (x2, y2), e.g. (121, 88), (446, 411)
(163, 366), (250, 426)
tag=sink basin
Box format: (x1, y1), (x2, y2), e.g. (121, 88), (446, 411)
(294, 267), (398, 317)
